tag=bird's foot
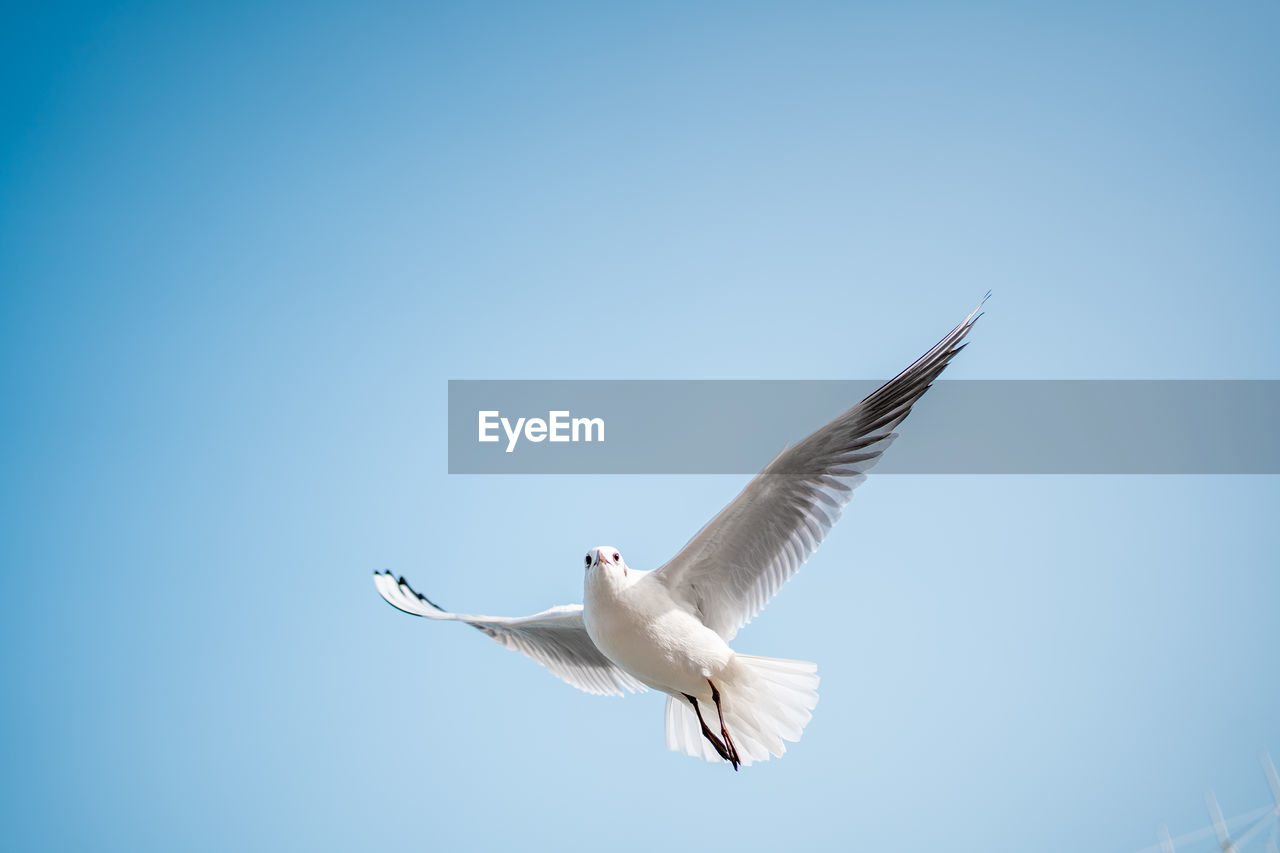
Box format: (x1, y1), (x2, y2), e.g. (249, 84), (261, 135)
(707, 679), (741, 770)
(684, 692), (738, 770)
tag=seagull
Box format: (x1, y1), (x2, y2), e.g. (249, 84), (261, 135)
(375, 297), (986, 769)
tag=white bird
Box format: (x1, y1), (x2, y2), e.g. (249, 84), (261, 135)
(374, 297), (985, 769)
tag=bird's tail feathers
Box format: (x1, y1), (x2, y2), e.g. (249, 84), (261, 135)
(664, 654), (819, 767)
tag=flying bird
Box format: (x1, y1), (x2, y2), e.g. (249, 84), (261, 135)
(375, 297), (986, 769)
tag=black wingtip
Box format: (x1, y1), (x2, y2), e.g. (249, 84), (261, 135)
(393, 573), (448, 611)
(968, 291), (992, 325)
(966, 293), (989, 329)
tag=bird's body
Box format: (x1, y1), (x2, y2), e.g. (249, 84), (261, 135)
(581, 546), (820, 767)
(374, 296), (987, 768)
(582, 552), (730, 697)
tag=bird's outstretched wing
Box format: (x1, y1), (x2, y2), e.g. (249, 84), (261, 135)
(373, 571), (647, 697)
(655, 296), (986, 641)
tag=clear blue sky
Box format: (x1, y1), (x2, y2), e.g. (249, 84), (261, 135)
(1, 2), (1277, 851)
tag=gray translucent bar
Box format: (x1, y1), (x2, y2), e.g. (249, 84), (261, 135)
(447, 380), (1280, 474)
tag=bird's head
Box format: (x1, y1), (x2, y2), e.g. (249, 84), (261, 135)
(585, 546), (628, 576)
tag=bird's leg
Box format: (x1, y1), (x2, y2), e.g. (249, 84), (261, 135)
(682, 692), (736, 769)
(707, 679), (740, 770)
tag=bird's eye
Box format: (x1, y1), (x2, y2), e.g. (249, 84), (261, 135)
(585, 554), (592, 568)
(613, 552), (620, 561)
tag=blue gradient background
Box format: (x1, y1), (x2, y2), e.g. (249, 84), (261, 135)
(2, 2), (1277, 851)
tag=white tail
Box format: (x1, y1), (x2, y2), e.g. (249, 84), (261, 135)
(664, 654), (819, 767)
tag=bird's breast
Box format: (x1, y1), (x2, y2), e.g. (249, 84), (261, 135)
(583, 569), (732, 693)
